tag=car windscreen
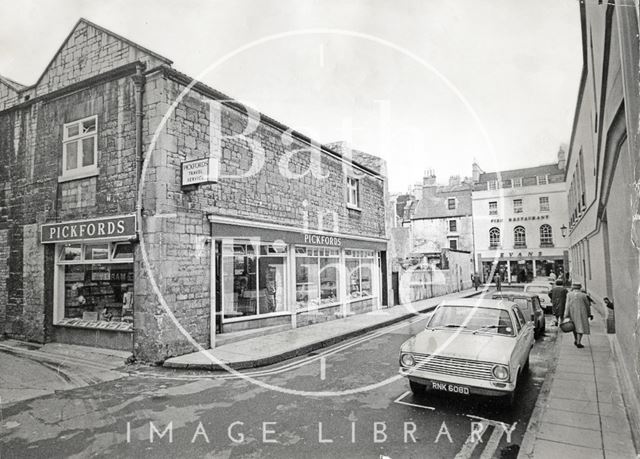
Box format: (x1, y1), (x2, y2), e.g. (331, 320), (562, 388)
(428, 306), (515, 336)
(526, 286), (549, 294)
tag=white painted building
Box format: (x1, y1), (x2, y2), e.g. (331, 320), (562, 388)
(471, 154), (569, 283)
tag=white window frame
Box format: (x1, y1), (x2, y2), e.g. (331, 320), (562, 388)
(489, 227), (500, 249)
(540, 224), (553, 247)
(539, 196), (550, 212)
(53, 240), (134, 325)
(514, 226), (526, 248)
(489, 201), (498, 215)
(536, 175), (548, 185)
(488, 180), (498, 190)
(346, 176), (361, 210)
(60, 115), (99, 182)
(512, 177), (523, 187)
(447, 197), (456, 210)
(448, 219), (457, 233)
(513, 199), (523, 214)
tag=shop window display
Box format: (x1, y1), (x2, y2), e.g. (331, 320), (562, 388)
(57, 242), (134, 331)
(345, 249), (375, 299)
(221, 241), (287, 319)
(295, 247), (340, 309)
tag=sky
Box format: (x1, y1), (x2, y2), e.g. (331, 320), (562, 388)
(0, 0), (583, 192)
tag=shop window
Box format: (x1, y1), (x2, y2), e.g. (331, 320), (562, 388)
(539, 196), (550, 212)
(56, 241), (134, 331)
(345, 249), (376, 300)
(62, 115), (98, 180)
(513, 199), (523, 214)
(221, 241), (288, 319)
(295, 246), (340, 309)
(489, 201), (498, 215)
(489, 227), (500, 249)
(346, 176), (360, 209)
(449, 219), (457, 232)
(514, 226), (526, 248)
(540, 224), (553, 247)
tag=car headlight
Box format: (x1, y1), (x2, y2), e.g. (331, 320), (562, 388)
(400, 353), (415, 367)
(492, 364), (509, 381)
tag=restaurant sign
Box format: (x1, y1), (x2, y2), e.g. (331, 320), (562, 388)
(182, 157), (219, 186)
(41, 215), (137, 244)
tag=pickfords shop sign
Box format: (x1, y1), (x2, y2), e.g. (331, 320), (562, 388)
(41, 215), (137, 244)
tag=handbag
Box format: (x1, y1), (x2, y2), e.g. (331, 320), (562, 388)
(560, 318), (575, 333)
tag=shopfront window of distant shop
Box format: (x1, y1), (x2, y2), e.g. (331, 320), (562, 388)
(56, 242), (134, 331)
(221, 241), (288, 319)
(345, 249), (376, 300)
(295, 246), (340, 309)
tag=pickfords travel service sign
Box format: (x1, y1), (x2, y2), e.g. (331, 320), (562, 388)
(41, 215), (137, 244)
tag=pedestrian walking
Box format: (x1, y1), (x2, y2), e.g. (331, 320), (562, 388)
(493, 272), (502, 292)
(563, 282), (593, 348)
(549, 279), (567, 326)
(474, 274), (481, 291)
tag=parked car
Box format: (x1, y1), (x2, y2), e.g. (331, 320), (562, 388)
(399, 299), (535, 406)
(523, 283), (552, 312)
(492, 292), (546, 339)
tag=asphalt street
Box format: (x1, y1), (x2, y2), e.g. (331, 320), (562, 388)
(0, 305), (558, 459)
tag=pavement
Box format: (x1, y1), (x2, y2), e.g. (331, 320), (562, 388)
(0, 340), (129, 405)
(518, 306), (639, 458)
(163, 287), (483, 370)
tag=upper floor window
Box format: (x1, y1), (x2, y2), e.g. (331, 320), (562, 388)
(539, 196), (550, 212)
(540, 224), (553, 247)
(537, 175), (548, 185)
(488, 180), (498, 191)
(514, 226), (526, 248)
(448, 238), (458, 250)
(489, 201), (498, 215)
(346, 176), (360, 209)
(447, 198), (456, 210)
(513, 199), (523, 214)
(62, 116), (98, 178)
(489, 227), (500, 249)
(512, 177), (523, 187)
(449, 219), (457, 232)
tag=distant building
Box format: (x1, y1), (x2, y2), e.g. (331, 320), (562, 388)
(564, 0), (640, 434)
(471, 153), (569, 283)
(411, 172), (474, 254)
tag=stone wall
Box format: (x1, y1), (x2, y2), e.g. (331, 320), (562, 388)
(132, 71), (387, 362)
(0, 74), (138, 342)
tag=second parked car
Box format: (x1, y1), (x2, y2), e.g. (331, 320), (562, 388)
(492, 291), (546, 339)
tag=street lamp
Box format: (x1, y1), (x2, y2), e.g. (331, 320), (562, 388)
(560, 224), (567, 238)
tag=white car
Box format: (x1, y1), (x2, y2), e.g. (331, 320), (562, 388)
(399, 299), (535, 406)
(523, 283), (552, 312)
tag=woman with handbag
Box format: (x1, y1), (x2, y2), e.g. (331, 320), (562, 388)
(563, 282), (593, 348)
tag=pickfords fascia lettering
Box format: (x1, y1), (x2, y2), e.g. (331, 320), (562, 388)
(47, 220), (126, 240)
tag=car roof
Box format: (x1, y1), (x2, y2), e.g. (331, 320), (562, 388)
(492, 292), (538, 299)
(525, 283), (550, 288)
(439, 298), (516, 310)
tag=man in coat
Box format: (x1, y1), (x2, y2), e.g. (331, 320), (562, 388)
(549, 279), (567, 326)
(564, 282), (593, 348)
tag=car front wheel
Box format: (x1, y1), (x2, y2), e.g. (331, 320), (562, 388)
(409, 380), (426, 395)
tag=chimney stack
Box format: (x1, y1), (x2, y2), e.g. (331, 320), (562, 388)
(557, 145), (567, 170)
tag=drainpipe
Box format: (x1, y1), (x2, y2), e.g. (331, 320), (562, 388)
(131, 63), (145, 198)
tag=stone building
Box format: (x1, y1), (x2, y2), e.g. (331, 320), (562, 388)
(471, 154), (570, 283)
(0, 19), (388, 362)
(564, 0), (640, 439)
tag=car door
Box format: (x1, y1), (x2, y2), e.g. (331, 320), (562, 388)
(514, 306), (534, 352)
